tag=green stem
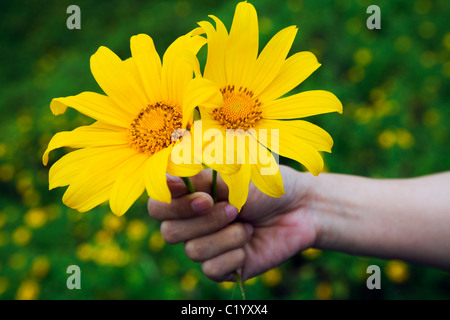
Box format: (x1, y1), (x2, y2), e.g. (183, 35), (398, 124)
(182, 177), (195, 193)
(233, 271), (246, 300)
(210, 170), (245, 300)
(211, 170), (218, 203)
(184, 172), (246, 300)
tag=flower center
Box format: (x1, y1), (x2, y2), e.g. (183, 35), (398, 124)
(128, 102), (183, 155)
(212, 85), (262, 130)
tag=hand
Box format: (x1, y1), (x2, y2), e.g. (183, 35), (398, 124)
(147, 165), (319, 282)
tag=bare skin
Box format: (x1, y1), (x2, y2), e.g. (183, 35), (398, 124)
(147, 166), (450, 282)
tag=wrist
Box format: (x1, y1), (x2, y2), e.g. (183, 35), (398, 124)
(305, 172), (354, 252)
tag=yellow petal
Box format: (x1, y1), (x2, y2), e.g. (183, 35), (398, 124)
(43, 122), (128, 165)
(109, 153), (148, 216)
(259, 51), (321, 102)
(144, 147), (172, 203)
(161, 32), (206, 106)
(50, 146), (137, 189)
(123, 58), (146, 97)
(49, 149), (93, 190)
(247, 139), (284, 197)
(198, 16), (228, 87)
(63, 178), (112, 213)
(221, 164), (251, 212)
(261, 119), (333, 152)
(257, 127), (324, 176)
(249, 26), (298, 97)
(250, 162), (285, 198)
(50, 92), (132, 128)
(90, 46), (148, 113)
(182, 78), (223, 127)
(130, 34), (163, 103)
(60, 146), (139, 212)
(225, 1), (258, 87)
(194, 120), (241, 174)
(166, 159), (204, 177)
(262, 90), (343, 119)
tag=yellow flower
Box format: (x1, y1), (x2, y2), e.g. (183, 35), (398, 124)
(386, 260), (410, 283)
(198, 2), (342, 210)
(43, 31), (222, 216)
(16, 280), (40, 300)
(261, 267), (282, 287)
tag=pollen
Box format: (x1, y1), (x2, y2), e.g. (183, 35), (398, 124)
(212, 85), (262, 130)
(128, 102), (183, 155)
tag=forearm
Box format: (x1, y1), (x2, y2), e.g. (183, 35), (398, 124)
(308, 172), (450, 270)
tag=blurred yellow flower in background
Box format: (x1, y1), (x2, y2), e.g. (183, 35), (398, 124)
(12, 227), (32, 246)
(261, 267), (282, 287)
(102, 214), (125, 233)
(31, 256), (50, 279)
(16, 280), (40, 300)
(316, 282), (333, 300)
(301, 248), (322, 260)
(386, 260), (410, 283)
(180, 269), (200, 291)
(148, 230), (165, 252)
(126, 220), (147, 241)
(24, 208), (47, 228)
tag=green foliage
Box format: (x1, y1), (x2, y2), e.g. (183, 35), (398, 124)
(0, 0), (449, 300)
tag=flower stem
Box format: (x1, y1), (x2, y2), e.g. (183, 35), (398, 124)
(183, 172), (246, 300)
(211, 170), (218, 203)
(233, 271), (246, 300)
(211, 170), (246, 300)
(182, 177), (195, 193)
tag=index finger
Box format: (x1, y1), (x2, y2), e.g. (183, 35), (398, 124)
(148, 192), (213, 220)
(166, 174), (189, 199)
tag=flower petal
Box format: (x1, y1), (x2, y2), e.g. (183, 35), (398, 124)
(182, 78), (223, 127)
(257, 127), (324, 176)
(250, 162), (285, 198)
(221, 164), (251, 212)
(166, 159), (204, 177)
(50, 92), (133, 127)
(261, 119), (334, 152)
(130, 34), (163, 103)
(259, 51), (321, 102)
(43, 122), (128, 165)
(109, 153), (148, 216)
(60, 146), (139, 212)
(144, 147), (172, 204)
(262, 90), (343, 119)
(249, 26), (298, 97)
(90, 46), (148, 113)
(198, 16), (228, 87)
(161, 32), (206, 106)
(49, 145), (136, 190)
(225, 1), (258, 87)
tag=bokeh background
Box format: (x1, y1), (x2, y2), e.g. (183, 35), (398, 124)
(0, 0), (449, 300)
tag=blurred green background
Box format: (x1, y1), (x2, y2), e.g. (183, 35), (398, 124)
(0, 0), (449, 300)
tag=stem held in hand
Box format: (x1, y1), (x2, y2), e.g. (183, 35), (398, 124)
(182, 177), (195, 193)
(211, 170), (245, 300)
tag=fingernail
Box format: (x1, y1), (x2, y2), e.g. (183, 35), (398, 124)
(191, 195), (212, 213)
(224, 203), (238, 221)
(244, 223), (254, 237)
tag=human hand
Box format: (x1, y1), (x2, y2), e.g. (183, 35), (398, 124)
(147, 165), (319, 282)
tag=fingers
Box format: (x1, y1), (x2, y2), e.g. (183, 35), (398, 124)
(160, 202), (239, 244)
(148, 192), (214, 220)
(202, 248), (246, 282)
(165, 175), (188, 198)
(184, 223), (253, 262)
